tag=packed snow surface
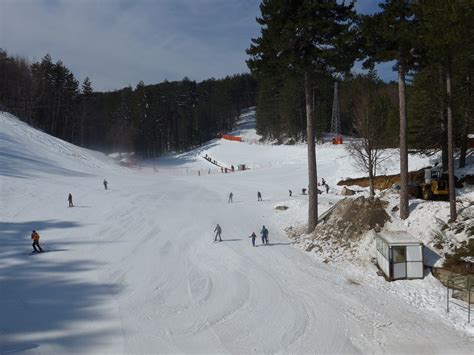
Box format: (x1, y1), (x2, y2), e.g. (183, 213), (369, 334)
(1, 111), (473, 353)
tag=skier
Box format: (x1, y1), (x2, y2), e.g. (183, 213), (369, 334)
(260, 225), (269, 245)
(249, 232), (257, 247)
(321, 178), (329, 193)
(302, 188), (307, 195)
(289, 189), (292, 197)
(257, 191), (262, 201)
(68, 193), (74, 207)
(103, 179), (108, 190)
(31, 230), (43, 252)
(228, 192), (233, 203)
(214, 224), (222, 242)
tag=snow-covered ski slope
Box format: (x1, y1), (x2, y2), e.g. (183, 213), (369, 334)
(1, 111), (472, 354)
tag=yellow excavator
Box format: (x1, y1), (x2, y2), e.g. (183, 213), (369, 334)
(418, 166), (449, 200)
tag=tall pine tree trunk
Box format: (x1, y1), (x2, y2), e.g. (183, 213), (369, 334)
(305, 72), (318, 233)
(446, 67), (457, 222)
(368, 156), (374, 197)
(441, 109), (448, 170)
(459, 73), (471, 168)
(399, 64), (409, 220)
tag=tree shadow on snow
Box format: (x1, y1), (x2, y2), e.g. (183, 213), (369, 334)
(0, 220), (122, 353)
(0, 220), (82, 248)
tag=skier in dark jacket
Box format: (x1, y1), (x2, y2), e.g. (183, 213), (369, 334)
(228, 192), (233, 203)
(289, 189), (292, 197)
(249, 232), (257, 247)
(214, 224), (222, 242)
(103, 179), (108, 190)
(260, 225), (269, 245)
(257, 191), (262, 201)
(68, 193), (73, 207)
(31, 230), (43, 252)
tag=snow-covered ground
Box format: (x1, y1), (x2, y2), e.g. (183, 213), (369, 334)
(1, 111), (473, 353)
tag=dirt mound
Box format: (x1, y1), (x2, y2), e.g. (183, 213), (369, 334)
(317, 196), (390, 240)
(337, 168), (427, 190)
(289, 196), (390, 261)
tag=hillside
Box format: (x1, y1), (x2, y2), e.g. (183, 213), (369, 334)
(1, 111), (473, 354)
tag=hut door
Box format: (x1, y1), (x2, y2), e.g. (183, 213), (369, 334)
(392, 246), (407, 279)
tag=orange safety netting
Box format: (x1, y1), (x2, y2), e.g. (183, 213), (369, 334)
(221, 134), (242, 142)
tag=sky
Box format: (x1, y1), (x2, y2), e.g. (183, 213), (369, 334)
(0, 0), (394, 92)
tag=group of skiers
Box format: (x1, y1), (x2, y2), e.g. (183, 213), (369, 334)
(31, 179), (109, 252)
(31, 176), (330, 252)
(288, 178), (330, 197)
(67, 179), (108, 208)
(220, 179), (331, 247)
(227, 191), (264, 204)
(248, 225), (269, 247)
(214, 224), (269, 247)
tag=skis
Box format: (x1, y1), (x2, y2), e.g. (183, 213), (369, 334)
(24, 251), (47, 255)
(23, 249), (67, 256)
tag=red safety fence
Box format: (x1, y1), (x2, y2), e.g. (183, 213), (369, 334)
(222, 134), (242, 142)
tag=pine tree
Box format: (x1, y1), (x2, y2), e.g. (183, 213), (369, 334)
(80, 77), (94, 147)
(247, 0), (357, 233)
(361, 0), (419, 220)
(417, 0), (474, 222)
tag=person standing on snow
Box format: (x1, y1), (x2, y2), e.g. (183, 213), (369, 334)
(31, 230), (43, 252)
(214, 224), (222, 242)
(68, 193), (74, 207)
(289, 189), (292, 197)
(321, 178), (329, 193)
(260, 225), (269, 245)
(257, 191), (262, 201)
(249, 232), (257, 247)
(103, 179), (108, 190)
(228, 192), (233, 203)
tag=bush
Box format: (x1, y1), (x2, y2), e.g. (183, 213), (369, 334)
(443, 239), (474, 274)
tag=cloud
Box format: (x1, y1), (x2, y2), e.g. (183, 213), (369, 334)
(1, 0), (396, 91)
(1, 0), (261, 91)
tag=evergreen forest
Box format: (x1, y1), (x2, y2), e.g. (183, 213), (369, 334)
(0, 50), (256, 156)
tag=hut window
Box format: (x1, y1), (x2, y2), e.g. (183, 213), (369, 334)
(392, 246), (406, 263)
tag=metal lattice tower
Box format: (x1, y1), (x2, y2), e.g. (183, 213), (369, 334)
(331, 81), (341, 136)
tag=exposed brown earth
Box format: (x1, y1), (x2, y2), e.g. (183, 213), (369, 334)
(337, 168), (427, 191)
(337, 169), (472, 191)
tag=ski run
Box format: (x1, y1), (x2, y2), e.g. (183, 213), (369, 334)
(1, 110), (473, 354)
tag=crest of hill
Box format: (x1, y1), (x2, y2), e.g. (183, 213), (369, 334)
(0, 112), (121, 178)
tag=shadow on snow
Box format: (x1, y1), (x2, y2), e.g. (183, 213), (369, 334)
(0, 219), (122, 353)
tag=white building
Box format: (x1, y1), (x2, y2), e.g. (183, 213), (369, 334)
(376, 231), (424, 280)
